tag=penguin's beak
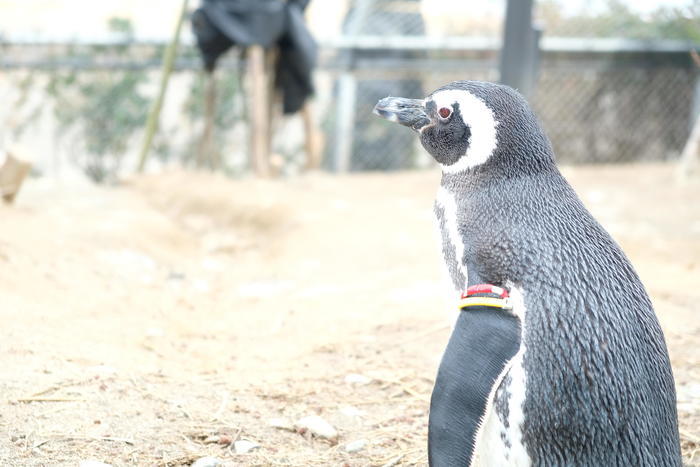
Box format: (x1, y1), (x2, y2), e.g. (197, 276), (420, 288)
(373, 97), (430, 132)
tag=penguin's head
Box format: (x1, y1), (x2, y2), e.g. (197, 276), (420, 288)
(373, 80), (554, 174)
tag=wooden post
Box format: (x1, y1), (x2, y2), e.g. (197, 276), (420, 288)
(136, 0), (188, 173)
(266, 48), (285, 176)
(248, 45), (270, 177)
(266, 47), (278, 151)
(302, 101), (322, 169)
(196, 70), (218, 169)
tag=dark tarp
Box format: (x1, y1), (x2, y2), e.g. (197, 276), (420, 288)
(191, 0), (316, 114)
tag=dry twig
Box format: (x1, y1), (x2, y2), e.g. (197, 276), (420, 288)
(680, 428), (700, 444)
(15, 397), (83, 403)
(379, 453), (405, 467)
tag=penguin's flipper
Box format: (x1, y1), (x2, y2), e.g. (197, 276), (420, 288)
(428, 289), (522, 466)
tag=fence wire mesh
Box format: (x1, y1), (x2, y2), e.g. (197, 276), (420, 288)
(324, 55), (698, 170)
(0, 0), (699, 180)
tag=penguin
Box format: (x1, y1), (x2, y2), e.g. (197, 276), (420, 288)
(373, 81), (682, 466)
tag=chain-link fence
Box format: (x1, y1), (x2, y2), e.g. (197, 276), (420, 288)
(325, 48), (698, 170)
(1, 0), (699, 180)
(320, 0), (699, 170)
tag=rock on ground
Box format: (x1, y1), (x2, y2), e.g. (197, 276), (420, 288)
(295, 415), (338, 440)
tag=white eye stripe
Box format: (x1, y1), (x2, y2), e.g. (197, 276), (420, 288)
(429, 89), (499, 173)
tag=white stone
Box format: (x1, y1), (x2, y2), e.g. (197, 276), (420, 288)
(191, 458), (222, 467)
(79, 461), (112, 467)
(145, 327), (164, 338)
(344, 439), (368, 453)
(87, 365), (118, 376)
(339, 405), (365, 418)
(237, 280), (293, 298)
(202, 435), (220, 444)
(295, 415), (338, 440)
(344, 373), (372, 385)
(192, 278), (211, 293)
(233, 439), (260, 454)
(677, 382), (700, 402)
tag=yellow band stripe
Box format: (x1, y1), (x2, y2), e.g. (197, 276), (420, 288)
(459, 297), (510, 310)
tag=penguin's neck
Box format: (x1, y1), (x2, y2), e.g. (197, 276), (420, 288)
(439, 168), (495, 195)
(439, 159), (560, 194)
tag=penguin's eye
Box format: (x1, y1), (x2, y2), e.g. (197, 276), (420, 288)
(438, 107), (452, 119)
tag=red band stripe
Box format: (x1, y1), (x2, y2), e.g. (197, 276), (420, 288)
(461, 284), (508, 299)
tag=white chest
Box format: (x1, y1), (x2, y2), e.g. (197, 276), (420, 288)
(472, 353), (530, 467)
(473, 285), (530, 467)
(434, 185), (468, 295)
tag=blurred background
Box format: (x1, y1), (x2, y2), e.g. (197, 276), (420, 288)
(0, 0), (699, 179)
(1, 1), (699, 466)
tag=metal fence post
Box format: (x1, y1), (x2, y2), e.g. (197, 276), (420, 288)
(525, 26), (543, 96)
(690, 67), (700, 131)
(678, 52), (700, 177)
(333, 73), (358, 172)
(332, 0), (374, 173)
(500, 0), (539, 97)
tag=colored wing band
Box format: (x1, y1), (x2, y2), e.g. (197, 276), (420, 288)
(459, 296), (512, 310)
(461, 284), (509, 299)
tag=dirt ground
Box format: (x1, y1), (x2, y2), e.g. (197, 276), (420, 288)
(0, 163), (698, 466)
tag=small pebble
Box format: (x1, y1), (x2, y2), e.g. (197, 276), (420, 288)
(234, 439), (260, 454)
(218, 434), (233, 445)
(203, 435), (220, 444)
(191, 457), (223, 467)
(295, 415), (338, 440)
(268, 417), (295, 431)
(339, 405), (365, 418)
(344, 373), (372, 385)
(145, 327), (165, 338)
(79, 461), (112, 467)
(88, 364), (118, 375)
(345, 439), (368, 453)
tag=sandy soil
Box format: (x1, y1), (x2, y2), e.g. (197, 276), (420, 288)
(0, 164), (698, 466)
